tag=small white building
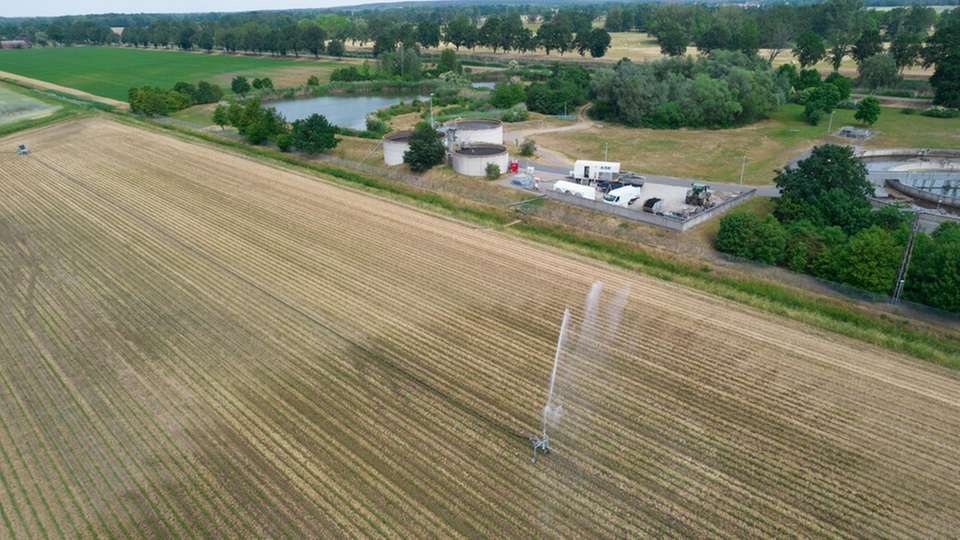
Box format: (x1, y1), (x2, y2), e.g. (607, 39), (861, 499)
(451, 144), (509, 177)
(382, 131), (412, 166)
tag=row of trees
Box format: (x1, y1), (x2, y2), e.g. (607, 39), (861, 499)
(128, 80), (223, 116)
(635, 0), (957, 108)
(716, 145), (959, 313)
(212, 98), (340, 154)
(2, 7), (612, 58)
(591, 52), (787, 128)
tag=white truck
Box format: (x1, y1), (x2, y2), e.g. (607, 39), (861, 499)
(553, 180), (596, 200)
(569, 160), (620, 183)
(602, 185), (644, 207)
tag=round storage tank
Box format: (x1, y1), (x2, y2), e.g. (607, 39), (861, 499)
(383, 131), (412, 166)
(452, 144), (510, 177)
(444, 119), (503, 146)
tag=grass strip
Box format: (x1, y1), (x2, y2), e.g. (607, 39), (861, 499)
(112, 113), (960, 369)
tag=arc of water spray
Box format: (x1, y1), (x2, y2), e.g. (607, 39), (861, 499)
(542, 308), (570, 438)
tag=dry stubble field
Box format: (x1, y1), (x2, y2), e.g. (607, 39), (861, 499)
(2, 118), (960, 537)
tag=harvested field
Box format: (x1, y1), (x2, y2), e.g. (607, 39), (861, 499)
(2, 117), (960, 536)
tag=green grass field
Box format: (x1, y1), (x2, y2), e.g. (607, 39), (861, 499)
(539, 104), (960, 185)
(0, 47), (344, 101)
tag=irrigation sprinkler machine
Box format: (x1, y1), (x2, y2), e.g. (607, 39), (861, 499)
(531, 308), (571, 464)
(16, 144), (29, 156)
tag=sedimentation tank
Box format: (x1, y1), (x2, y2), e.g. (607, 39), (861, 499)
(451, 144), (510, 177)
(382, 131), (412, 166)
(443, 119), (503, 146)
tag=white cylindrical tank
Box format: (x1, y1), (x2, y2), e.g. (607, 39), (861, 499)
(383, 131), (412, 166)
(444, 119), (503, 146)
(452, 144), (510, 177)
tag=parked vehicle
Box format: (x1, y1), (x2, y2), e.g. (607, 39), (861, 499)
(602, 186), (644, 208)
(642, 197), (664, 214)
(553, 180), (596, 200)
(511, 174), (535, 190)
(568, 160), (620, 183)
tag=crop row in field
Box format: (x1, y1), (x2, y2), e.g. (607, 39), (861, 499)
(1, 118), (959, 536)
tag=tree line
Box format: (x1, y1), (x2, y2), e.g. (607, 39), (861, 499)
(626, 0), (957, 108)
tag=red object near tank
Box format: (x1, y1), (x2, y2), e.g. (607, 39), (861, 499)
(509, 160), (519, 173)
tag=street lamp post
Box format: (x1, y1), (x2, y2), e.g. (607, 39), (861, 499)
(739, 154), (747, 185)
(429, 93), (434, 128)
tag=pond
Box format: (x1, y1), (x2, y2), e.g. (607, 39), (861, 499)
(471, 82), (496, 89)
(269, 94), (425, 130)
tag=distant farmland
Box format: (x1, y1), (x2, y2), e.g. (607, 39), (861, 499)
(0, 47), (344, 101)
(2, 118), (960, 536)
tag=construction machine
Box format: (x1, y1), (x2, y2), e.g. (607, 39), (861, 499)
(685, 183), (712, 206)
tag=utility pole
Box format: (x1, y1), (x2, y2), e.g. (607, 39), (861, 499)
(891, 212), (921, 304)
(429, 92), (434, 128)
(739, 154), (747, 185)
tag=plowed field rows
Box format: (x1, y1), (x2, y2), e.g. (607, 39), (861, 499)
(1, 118), (959, 537)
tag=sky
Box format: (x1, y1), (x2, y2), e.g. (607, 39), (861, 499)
(7, 0), (419, 18)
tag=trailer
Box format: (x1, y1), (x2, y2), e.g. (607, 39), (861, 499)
(568, 160), (620, 183)
(553, 180), (597, 200)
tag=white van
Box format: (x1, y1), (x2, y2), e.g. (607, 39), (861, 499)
(602, 186), (644, 207)
(553, 180), (596, 200)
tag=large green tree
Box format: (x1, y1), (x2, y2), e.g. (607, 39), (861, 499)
(774, 144), (874, 234)
(906, 223), (960, 312)
(403, 122), (446, 172)
(290, 113), (339, 154)
(793, 32), (827, 68)
(924, 9), (960, 107)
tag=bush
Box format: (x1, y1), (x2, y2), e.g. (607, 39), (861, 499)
(485, 162), (501, 180)
(326, 39), (345, 57)
(330, 65), (373, 82)
(501, 103), (529, 122)
(276, 133), (292, 152)
(252, 77), (274, 90)
(715, 212), (785, 264)
(920, 105), (960, 118)
(855, 96), (881, 125)
(231, 76), (251, 95)
(194, 81), (223, 104)
(128, 86), (192, 116)
(519, 139), (536, 157)
(490, 82), (525, 109)
(365, 116), (388, 134)
(307, 75), (320, 87)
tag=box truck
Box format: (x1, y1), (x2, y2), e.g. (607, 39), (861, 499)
(568, 160), (620, 183)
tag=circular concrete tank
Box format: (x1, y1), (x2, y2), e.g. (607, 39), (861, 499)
(452, 144), (510, 177)
(383, 131), (412, 166)
(444, 119), (503, 146)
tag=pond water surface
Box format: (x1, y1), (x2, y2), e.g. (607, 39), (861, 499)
(270, 94), (425, 130)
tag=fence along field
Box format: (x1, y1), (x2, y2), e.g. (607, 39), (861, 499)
(1, 117), (960, 536)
